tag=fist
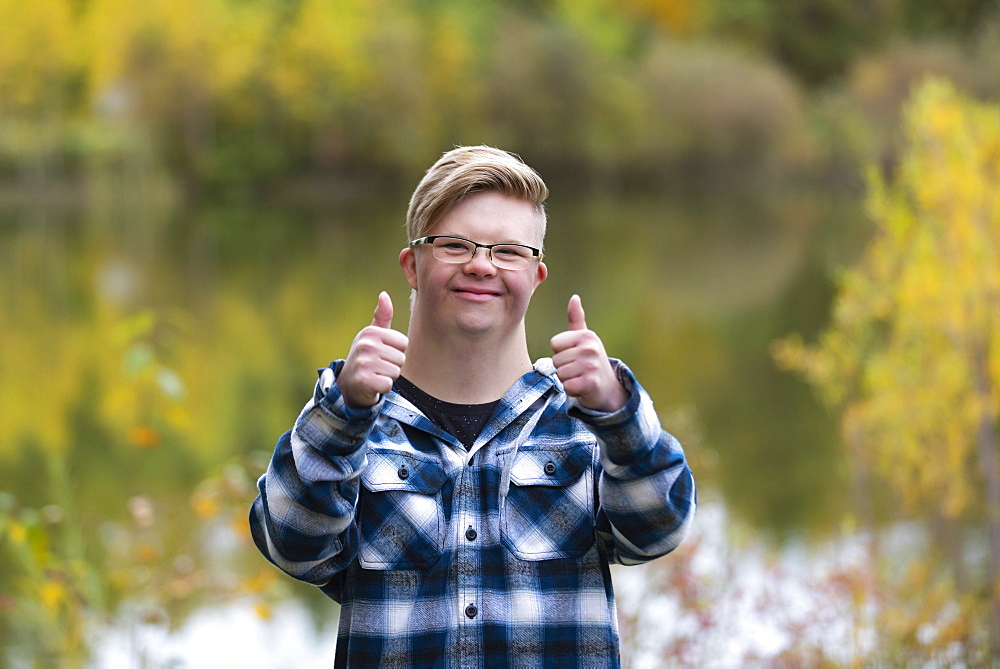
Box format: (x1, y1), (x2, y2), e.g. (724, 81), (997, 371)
(550, 295), (628, 412)
(338, 291), (409, 409)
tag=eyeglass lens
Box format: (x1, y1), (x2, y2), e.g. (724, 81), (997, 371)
(431, 237), (534, 270)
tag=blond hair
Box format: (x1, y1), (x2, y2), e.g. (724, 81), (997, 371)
(406, 146), (548, 244)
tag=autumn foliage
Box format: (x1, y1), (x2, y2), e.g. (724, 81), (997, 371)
(776, 78), (1000, 661)
(3, 1), (1000, 664)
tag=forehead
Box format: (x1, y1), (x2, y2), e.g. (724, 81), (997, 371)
(427, 191), (543, 245)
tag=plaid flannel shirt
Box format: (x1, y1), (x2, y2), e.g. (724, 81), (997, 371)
(250, 357), (695, 668)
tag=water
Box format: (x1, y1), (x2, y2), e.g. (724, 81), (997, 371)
(0, 183), (867, 662)
(92, 601), (338, 668)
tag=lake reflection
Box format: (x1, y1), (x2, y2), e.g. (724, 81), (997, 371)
(0, 184), (863, 661)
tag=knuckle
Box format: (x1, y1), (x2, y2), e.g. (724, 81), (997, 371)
(355, 339), (384, 358)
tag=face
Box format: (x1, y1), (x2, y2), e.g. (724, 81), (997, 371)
(399, 191), (548, 339)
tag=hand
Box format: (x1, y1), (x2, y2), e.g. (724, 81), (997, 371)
(338, 291), (409, 409)
(550, 294), (629, 412)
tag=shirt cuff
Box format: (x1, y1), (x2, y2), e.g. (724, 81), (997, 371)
(565, 359), (640, 426)
(316, 361), (385, 421)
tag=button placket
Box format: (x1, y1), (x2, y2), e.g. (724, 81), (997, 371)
(454, 456), (481, 636)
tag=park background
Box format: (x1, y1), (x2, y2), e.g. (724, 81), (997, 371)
(2, 0), (1000, 665)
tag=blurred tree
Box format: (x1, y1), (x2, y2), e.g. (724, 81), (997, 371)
(0, 0), (77, 181)
(705, 0), (894, 85)
(623, 0), (705, 37)
(900, 0), (1000, 36)
(702, 0), (1000, 86)
(2, 0), (997, 201)
(0, 0), (75, 113)
(775, 78), (1000, 656)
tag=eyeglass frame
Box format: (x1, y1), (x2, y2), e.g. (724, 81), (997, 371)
(408, 235), (544, 269)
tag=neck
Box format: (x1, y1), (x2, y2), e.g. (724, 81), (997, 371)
(401, 318), (534, 404)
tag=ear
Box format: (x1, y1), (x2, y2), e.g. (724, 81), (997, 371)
(399, 247), (418, 290)
(532, 261), (548, 291)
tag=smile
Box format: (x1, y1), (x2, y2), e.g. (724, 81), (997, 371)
(452, 287), (502, 300)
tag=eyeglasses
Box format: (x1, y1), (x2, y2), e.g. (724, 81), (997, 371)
(409, 235), (543, 271)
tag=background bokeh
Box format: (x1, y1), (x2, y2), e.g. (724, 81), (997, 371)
(2, 1), (1000, 665)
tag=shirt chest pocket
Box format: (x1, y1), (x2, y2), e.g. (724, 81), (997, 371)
(500, 444), (596, 560)
(358, 450), (448, 570)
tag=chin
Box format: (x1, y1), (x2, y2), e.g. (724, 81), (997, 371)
(454, 316), (499, 336)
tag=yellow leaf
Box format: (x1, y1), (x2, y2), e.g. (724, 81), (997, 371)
(40, 579), (66, 611)
(129, 425), (160, 448)
(190, 489), (220, 519)
(6, 521), (27, 545)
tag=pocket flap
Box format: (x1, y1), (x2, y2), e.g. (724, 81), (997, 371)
(361, 449), (448, 494)
(509, 445), (590, 487)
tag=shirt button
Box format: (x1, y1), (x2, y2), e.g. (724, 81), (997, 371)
(465, 527), (477, 541)
(544, 461), (556, 476)
(397, 465), (409, 480)
(465, 604), (478, 619)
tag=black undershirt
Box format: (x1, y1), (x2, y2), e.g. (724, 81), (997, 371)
(393, 376), (499, 450)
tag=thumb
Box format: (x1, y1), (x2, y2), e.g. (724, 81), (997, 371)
(567, 294), (587, 331)
(371, 291), (393, 329)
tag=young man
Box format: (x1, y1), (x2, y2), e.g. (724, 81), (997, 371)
(250, 146), (695, 667)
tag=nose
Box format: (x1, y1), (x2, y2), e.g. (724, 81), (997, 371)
(463, 246), (498, 277)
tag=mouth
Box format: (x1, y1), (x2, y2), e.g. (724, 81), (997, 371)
(452, 287), (503, 301)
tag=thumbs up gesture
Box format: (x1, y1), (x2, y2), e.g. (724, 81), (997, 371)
(338, 291), (409, 409)
(550, 295), (629, 413)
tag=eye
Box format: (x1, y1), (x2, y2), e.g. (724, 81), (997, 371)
(436, 239), (472, 254)
(494, 246), (530, 258)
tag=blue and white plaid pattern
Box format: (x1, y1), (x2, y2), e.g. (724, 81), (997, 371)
(250, 358), (696, 668)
